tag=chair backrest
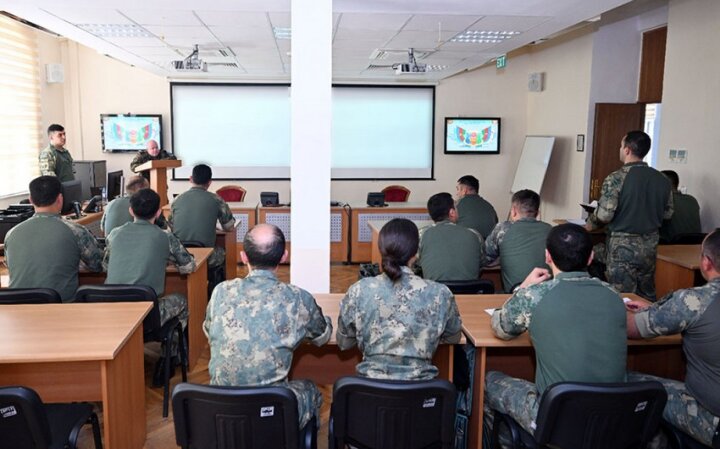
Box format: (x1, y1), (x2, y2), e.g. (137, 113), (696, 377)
(0, 288), (61, 304)
(437, 279), (495, 294)
(534, 381), (667, 449)
(172, 383), (301, 449)
(670, 233), (707, 245)
(381, 185), (410, 202)
(216, 185), (246, 202)
(330, 376), (457, 449)
(0, 386), (52, 449)
(74, 284), (161, 340)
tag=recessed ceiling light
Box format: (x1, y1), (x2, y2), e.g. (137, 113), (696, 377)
(450, 30), (520, 44)
(273, 27), (292, 40)
(77, 24), (153, 38)
(426, 65), (447, 71)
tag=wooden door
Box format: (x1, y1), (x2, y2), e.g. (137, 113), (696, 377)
(589, 103), (645, 200)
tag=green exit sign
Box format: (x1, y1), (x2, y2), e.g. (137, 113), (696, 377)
(496, 54), (507, 69)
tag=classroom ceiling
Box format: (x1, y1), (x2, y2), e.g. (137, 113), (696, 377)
(2, 0), (633, 82)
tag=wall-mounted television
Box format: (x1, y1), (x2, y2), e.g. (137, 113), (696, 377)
(101, 114), (162, 152)
(444, 117), (501, 154)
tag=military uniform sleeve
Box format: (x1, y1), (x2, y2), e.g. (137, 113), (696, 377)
(130, 152), (146, 172)
(67, 222), (103, 272)
(100, 209), (107, 233)
(491, 284), (544, 340)
(634, 289), (703, 338)
(204, 283), (225, 338)
(102, 232), (111, 272)
(336, 285), (359, 350)
(161, 150), (177, 161)
(38, 149), (57, 176)
(482, 221), (508, 266)
(587, 172), (622, 229)
(300, 290), (332, 346)
(214, 195), (236, 231)
(440, 290), (463, 344)
(167, 231), (196, 274)
(663, 187), (674, 220)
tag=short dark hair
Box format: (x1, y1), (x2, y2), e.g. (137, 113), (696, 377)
(427, 192), (455, 222)
(546, 223), (593, 272)
(623, 130), (651, 158)
(129, 188), (160, 220)
(457, 175), (479, 193)
(191, 164), (212, 185)
(243, 224), (286, 269)
(511, 189), (540, 217)
(29, 175), (62, 207)
(379, 218), (419, 282)
(661, 170), (679, 190)
(47, 124), (64, 135)
(702, 230), (720, 271)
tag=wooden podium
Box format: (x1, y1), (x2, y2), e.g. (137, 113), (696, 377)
(136, 159), (182, 206)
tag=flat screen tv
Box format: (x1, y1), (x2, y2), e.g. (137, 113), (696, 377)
(107, 170), (124, 201)
(101, 114), (162, 152)
(444, 117), (501, 154)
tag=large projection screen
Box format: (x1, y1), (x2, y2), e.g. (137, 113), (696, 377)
(171, 83), (434, 180)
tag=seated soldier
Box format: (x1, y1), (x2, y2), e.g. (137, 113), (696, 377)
(626, 230), (720, 447)
(337, 218), (462, 380)
(104, 188), (196, 384)
(5, 175), (103, 301)
(455, 174), (498, 239)
(417, 192), (484, 281)
(660, 170), (701, 243)
(485, 223), (626, 438)
(100, 174), (148, 235)
(204, 223), (332, 429)
(482, 189), (552, 292)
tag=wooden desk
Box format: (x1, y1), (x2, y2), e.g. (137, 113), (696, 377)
(456, 294), (683, 448)
(656, 244), (703, 298)
(0, 302), (151, 449)
(289, 294), (461, 384)
(350, 202), (429, 263)
(79, 247), (212, 369)
(257, 206), (350, 263)
(73, 211), (103, 236)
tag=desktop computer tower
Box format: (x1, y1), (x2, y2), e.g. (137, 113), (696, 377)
(73, 160), (107, 200)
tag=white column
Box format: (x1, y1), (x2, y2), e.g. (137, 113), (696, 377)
(290, 0), (332, 292)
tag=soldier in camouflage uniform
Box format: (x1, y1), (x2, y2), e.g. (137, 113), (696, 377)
(5, 176), (103, 301)
(455, 175), (499, 239)
(587, 131), (673, 300)
(101, 175), (149, 235)
(130, 139), (177, 180)
(659, 170), (701, 243)
(482, 189), (552, 292)
(204, 224), (332, 428)
(38, 124), (75, 182)
(626, 230), (720, 447)
(337, 218), (462, 380)
(485, 224), (626, 437)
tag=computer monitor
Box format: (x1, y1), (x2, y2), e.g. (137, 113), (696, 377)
(107, 170), (123, 201)
(61, 180), (83, 215)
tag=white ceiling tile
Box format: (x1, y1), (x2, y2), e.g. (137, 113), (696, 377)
(337, 13), (412, 31)
(125, 46), (183, 57)
(469, 15), (552, 32)
(120, 9), (202, 26)
(102, 36), (167, 47)
(144, 25), (214, 39)
(404, 14), (483, 32)
(333, 28), (397, 42)
(160, 37), (222, 48)
(209, 25), (275, 43)
(41, 7), (133, 25)
(195, 11), (269, 27)
(268, 12), (291, 28)
(440, 40), (501, 52)
(333, 38), (388, 51)
(385, 30), (457, 49)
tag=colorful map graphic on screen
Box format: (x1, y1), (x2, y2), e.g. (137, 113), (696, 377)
(102, 115), (161, 151)
(446, 119), (499, 152)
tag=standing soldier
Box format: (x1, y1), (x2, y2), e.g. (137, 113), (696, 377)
(39, 124), (74, 182)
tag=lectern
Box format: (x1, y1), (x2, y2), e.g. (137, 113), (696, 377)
(136, 159), (182, 206)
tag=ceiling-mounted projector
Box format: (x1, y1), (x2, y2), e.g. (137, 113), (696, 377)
(172, 44), (207, 72)
(393, 48), (427, 75)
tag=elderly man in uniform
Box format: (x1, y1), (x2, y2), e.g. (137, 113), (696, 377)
(482, 189), (552, 292)
(39, 124), (74, 182)
(204, 223), (332, 428)
(130, 139), (176, 180)
(100, 174), (149, 235)
(5, 176), (103, 301)
(626, 229), (720, 447)
(455, 174), (498, 239)
(587, 130), (673, 300)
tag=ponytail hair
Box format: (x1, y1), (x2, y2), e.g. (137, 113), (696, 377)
(379, 218), (419, 282)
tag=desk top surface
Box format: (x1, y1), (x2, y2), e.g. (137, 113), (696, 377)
(657, 245), (701, 269)
(169, 247), (212, 272)
(351, 202), (428, 211)
(0, 302), (151, 363)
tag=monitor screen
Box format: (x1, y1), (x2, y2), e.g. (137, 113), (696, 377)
(101, 114), (162, 152)
(61, 180), (83, 215)
(107, 170), (123, 201)
(444, 117), (501, 154)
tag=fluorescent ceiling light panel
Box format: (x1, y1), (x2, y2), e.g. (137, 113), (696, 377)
(273, 27), (291, 39)
(77, 24), (153, 38)
(450, 29), (520, 43)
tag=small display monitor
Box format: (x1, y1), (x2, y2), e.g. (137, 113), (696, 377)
(61, 180), (83, 215)
(366, 192), (386, 207)
(260, 192), (279, 207)
(107, 170), (124, 201)
(444, 117), (501, 154)
(101, 114), (162, 152)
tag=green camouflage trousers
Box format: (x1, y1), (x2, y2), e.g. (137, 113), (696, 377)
(606, 232), (659, 300)
(284, 379), (322, 429)
(629, 372), (719, 447)
(483, 371), (540, 440)
(208, 246), (226, 270)
(158, 293), (188, 356)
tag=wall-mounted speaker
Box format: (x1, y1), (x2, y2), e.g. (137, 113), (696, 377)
(45, 64), (64, 83)
(528, 72), (544, 92)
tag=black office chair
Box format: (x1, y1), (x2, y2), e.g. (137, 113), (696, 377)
(0, 385), (103, 449)
(490, 381), (667, 449)
(74, 284), (187, 417)
(670, 233), (707, 245)
(663, 420), (720, 449)
(437, 279), (495, 294)
(0, 288), (61, 304)
(329, 376), (457, 449)
(172, 383), (316, 449)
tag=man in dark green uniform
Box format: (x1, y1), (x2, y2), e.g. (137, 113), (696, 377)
(100, 175), (148, 235)
(130, 139), (176, 181)
(483, 189), (552, 292)
(5, 176), (103, 301)
(659, 170), (701, 243)
(417, 192), (484, 281)
(485, 223), (626, 438)
(455, 174), (498, 239)
(587, 130), (673, 300)
(39, 124), (74, 182)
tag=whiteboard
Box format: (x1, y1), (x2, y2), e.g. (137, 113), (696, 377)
(511, 136), (556, 193)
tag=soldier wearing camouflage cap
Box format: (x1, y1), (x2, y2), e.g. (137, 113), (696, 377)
(204, 223), (332, 428)
(626, 230), (720, 447)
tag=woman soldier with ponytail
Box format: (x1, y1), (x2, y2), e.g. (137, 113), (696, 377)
(336, 218), (463, 379)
